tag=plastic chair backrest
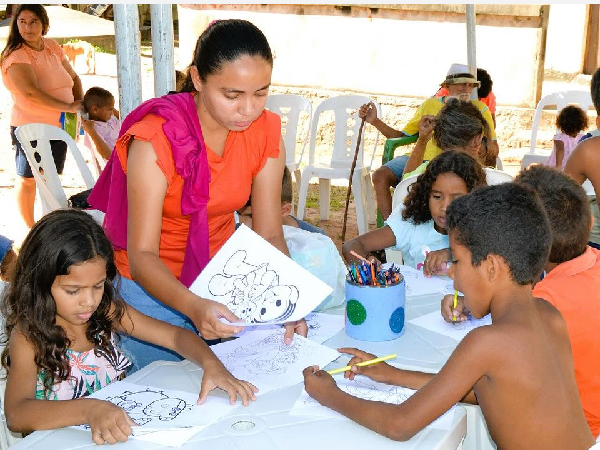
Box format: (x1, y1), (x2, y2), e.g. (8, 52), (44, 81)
(529, 90), (594, 153)
(391, 174), (419, 211)
(484, 167), (514, 185)
(307, 95), (381, 169)
(266, 94), (312, 167)
(14, 124), (96, 213)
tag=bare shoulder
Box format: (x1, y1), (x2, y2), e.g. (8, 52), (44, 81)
(534, 297), (568, 333)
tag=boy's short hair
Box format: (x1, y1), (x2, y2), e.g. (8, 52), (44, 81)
(476, 68), (493, 99)
(446, 183), (551, 285)
(514, 165), (589, 264)
(83, 86), (114, 112)
(282, 166), (293, 205)
(591, 67), (600, 114)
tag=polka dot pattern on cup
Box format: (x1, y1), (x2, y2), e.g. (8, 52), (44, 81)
(389, 307), (405, 333)
(346, 299), (367, 325)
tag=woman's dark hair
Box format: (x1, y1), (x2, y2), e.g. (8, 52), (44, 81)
(556, 104), (588, 137)
(0, 209), (126, 396)
(402, 151), (487, 224)
(433, 98), (489, 152)
(1, 4), (50, 63)
(180, 19), (273, 92)
(476, 68), (493, 99)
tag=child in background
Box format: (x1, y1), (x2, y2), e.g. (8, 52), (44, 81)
(81, 86), (120, 162)
(238, 166), (346, 310)
(545, 105), (588, 170)
(443, 165), (600, 439)
(1, 210), (257, 445)
(304, 182), (596, 449)
(343, 151), (487, 270)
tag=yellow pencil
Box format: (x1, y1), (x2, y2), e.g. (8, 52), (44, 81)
(326, 354), (397, 375)
(452, 290), (458, 323)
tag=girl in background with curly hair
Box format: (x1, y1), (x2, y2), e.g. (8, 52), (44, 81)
(545, 105), (588, 170)
(0, 209), (257, 445)
(342, 151), (487, 270)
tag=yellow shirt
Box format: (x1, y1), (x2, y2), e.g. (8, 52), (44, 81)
(402, 97), (497, 161)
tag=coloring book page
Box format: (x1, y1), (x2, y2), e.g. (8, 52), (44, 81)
(212, 328), (340, 395)
(189, 224), (333, 326)
(72, 381), (237, 433)
(234, 312), (345, 344)
(409, 310), (492, 342)
(387, 264), (454, 296)
(290, 375), (456, 430)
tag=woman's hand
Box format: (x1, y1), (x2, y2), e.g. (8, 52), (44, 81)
(303, 365), (337, 403)
(423, 249), (451, 277)
(66, 99), (83, 114)
(86, 399), (136, 445)
(187, 296), (244, 340)
(198, 361), (258, 406)
(283, 318), (308, 344)
(440, 294), (469, 323)
(337, 347), (394, 383)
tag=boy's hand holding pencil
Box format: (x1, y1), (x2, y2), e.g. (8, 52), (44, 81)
(335, 348), (396, 383)
(440, 293), (469, 324)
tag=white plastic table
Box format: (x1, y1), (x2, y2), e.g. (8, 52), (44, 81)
(9, 292), (472, 450)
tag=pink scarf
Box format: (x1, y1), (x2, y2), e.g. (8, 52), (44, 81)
(88, 92), (210, 287)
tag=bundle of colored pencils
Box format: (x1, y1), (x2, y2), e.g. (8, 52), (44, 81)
(347, 261), (402, 287)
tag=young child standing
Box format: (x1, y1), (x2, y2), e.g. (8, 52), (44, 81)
(81, 86), (120, 162)
(304, 182), (596, 449)
(1, 209), (257, 445)
(545, 104), (588, 169)
(342, 151), (487, 270)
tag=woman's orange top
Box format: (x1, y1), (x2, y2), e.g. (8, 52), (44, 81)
(114, 110), (281, 280)
(1, 38), (74, 127)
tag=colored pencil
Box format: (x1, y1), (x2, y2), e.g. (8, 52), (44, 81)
(327, 354), (397, 375)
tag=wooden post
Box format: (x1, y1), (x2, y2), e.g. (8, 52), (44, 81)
(114, 4), (142, 119)
(582, 4), (600, 75)
(534, 5), (550, 107)
(150, 4), (176, 97)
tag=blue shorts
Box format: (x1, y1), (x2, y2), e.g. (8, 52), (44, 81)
(383, 154), (410, 183)
(116, 276), (198, 373)
(11, 126), (67, 179)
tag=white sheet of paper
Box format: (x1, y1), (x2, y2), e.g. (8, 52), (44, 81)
(389, 264), (454, 296)
(409, 311), (492, 341)
(234, 312), (345, 344)
(189, 224), (333, 325)
(212, 328), (340, 395)
(290, 375), (456, 430)
(132, 425), (207, 448)
(72, 381), (237, 435)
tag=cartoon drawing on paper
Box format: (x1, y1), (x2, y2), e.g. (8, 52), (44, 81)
(208, 250), (299, 323)
(303, 379), (412, 406)
(221, 331), (309, 375)
(107, 388), (192, 426)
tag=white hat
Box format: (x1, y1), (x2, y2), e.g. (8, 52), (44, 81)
(442, 63), (480, 87)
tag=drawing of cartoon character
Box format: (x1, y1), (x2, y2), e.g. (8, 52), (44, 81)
(208, 250), (299, 323)
(107, 388), (190, 426)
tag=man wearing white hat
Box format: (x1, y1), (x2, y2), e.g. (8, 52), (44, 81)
(359, 63), (498, 221)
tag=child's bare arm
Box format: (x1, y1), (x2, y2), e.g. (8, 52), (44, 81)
(117, 304), (258, 405)
(341, 226), (397, 264)
(81, 119), (112, 160)
(303, 331), (486, 440)
(4, 329), (134, 444)
(554, 139), (565, 168)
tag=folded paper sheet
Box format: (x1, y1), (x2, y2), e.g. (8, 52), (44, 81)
(190, 224), (333, 326)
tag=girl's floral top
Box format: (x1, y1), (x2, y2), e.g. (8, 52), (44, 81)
(36, 336), (132, 400)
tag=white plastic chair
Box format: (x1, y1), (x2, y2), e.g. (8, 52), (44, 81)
(266, 94), (312, 211)
(14, 123), (97, 217)
(296, 95), (381, 235)
(522, 90), (594, 169)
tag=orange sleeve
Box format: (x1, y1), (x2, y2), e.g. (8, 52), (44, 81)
(252, 110), (281, 177)
(1, 47), (32, 72)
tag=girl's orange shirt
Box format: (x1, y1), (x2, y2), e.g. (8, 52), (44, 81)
(114, 110), (281, 280)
